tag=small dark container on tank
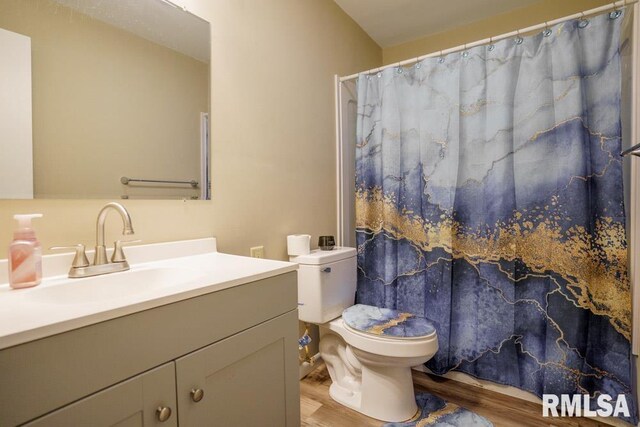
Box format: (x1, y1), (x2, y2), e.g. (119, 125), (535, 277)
(318, 236), (335, 251)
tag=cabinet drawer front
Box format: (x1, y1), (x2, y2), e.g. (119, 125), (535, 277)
(24, 363), (177, 427)
(175, 310), (300, 427)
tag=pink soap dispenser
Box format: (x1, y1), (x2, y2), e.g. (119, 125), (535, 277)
(8, 214), (43, 289)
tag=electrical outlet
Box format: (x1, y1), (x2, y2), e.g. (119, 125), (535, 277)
(250, 246), (264, 258)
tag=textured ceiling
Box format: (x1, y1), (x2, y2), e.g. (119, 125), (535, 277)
(334, 0), (540, 48)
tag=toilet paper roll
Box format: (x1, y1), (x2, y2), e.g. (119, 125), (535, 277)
(287, 234), (311, 256)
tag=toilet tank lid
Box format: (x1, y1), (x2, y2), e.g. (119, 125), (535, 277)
(290, 247), (356, 265)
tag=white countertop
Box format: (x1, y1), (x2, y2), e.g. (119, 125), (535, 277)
(0, 238), (297, 350)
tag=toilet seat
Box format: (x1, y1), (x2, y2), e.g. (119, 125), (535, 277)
(325, 317), (438, 359)
(341, 304), (436, 339)
(343, 323), (433, 341)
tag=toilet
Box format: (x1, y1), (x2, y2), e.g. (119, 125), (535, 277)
(291, 247), (438, 422)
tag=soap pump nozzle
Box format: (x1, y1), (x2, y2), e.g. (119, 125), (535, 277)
(13, 214), (43, 238)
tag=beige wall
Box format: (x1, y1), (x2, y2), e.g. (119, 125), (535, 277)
(0, 0), (381, 258)
(383, 0), (612, 64)
(0, 0), (208, 199)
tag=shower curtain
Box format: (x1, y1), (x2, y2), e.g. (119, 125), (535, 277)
(355, 11), (636, 423)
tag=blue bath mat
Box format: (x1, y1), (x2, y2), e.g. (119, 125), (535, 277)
(384, 392), (493, 427)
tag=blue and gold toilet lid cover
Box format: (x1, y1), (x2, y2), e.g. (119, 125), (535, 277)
(342, 304), (436, 338)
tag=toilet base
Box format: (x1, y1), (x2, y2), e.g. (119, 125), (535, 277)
(320, 325), (427, 422)
(328, 362), (420, 422)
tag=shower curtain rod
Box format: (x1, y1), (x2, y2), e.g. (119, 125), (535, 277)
(339, 0), (637, 82)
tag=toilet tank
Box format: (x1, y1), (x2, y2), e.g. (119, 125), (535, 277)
(290, 247), (357, 323)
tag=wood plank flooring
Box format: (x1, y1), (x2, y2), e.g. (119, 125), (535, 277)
(300, 363), (609, 427)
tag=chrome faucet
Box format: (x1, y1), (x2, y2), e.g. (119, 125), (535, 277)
(51, 202), (139, 278)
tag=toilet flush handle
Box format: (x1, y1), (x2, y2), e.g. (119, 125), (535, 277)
(322, 267), (332, 273)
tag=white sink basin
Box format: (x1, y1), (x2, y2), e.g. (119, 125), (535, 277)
(30, 266), (204, 305)
(0, 238), (299, 350)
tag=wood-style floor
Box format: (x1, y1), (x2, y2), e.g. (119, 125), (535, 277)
(300, 363), (608, 427)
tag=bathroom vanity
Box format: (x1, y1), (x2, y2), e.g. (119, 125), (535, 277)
(0, 239), (300, 426)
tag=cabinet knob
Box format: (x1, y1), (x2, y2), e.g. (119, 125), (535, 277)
(156, 406), (172, 422)
(191, 388), (205, 402)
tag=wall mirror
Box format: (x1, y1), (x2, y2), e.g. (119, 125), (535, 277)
(0, 0), (211, 200)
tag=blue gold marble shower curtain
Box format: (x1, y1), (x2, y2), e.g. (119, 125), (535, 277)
(355, 11), (636, 422)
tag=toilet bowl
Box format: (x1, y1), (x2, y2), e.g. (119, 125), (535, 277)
(291, 247), (439, 422)
(321, 315), (438, 421)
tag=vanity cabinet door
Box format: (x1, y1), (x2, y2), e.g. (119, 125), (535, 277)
(24, 363), (177, 427)
(175, 310), (300, 427)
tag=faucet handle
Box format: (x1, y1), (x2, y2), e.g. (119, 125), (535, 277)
(50, 244), (90, 268)
(111, 239), (142, 263)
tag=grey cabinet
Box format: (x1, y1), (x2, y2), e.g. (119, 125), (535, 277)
(0, 272), (300, 426)
(25, 363), (177, 427)
(176, 311), (299, 426)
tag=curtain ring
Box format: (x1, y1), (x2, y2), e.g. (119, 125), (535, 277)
(415, 57), (421, 69)
(515, 30), (523, 45)
(610, 0), (623, 19)
(543, 22), (552, 37)
(438, 50), (445, 63)
(578, 12), (590, 28)
(488, 36), (495, 51)
(462, 44), (469, 57)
